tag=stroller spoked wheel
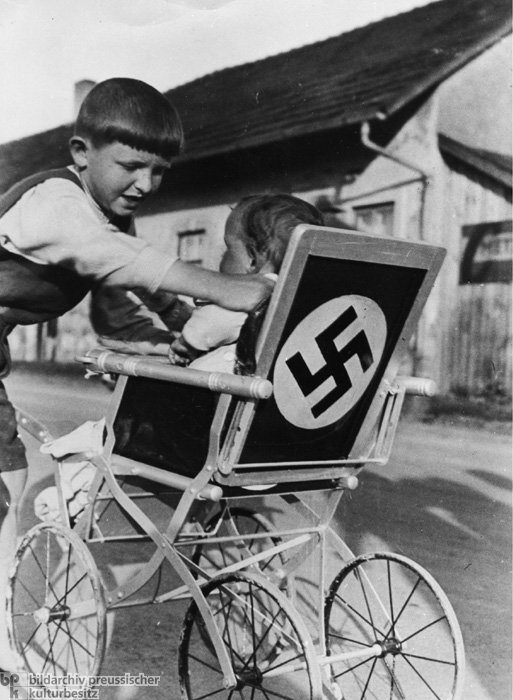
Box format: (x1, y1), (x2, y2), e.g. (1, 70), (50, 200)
(7, 521), (107, 678)
(324, 552), (465, 700)
(179, 571), (322, 700)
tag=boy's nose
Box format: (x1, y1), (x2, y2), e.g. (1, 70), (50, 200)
(134, 169), (155, 195)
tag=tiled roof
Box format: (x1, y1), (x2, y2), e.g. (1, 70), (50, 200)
(167, 0), (511, 160)
(439, 133), (512, 188)
(0, 0), (510, 192)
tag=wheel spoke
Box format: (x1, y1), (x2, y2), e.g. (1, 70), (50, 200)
(355, 568), (381, 644)
(45, 618), (74, 675)
(27, 542), (60, 604)
(45, 530), (51, 601)
(20, 622), (44, 654)
(51, 571), (89, 609)
(402, 652), (456, 667)
(333, 655), (376, 680)
(382, 656), (407, 700)
(55, 622), (96, 658)
(385, 576), (421, 640)
(400, 615), (447, 645)
(401, 653), (444, 700)
(222, 596), (248, 668)
(14, 576), (43, 611)
(64, 620), (81, 674)
(387, 559), (394, 627)
(188, 651), (224, 675)
(328, 632), (376, 648)
(334, 591), (386, 639)
(63, 544), (72, 606)
(360, 657), (378, 700)
(43, 623), (59, 674)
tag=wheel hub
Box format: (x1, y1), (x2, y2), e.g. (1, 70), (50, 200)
(33, 605), (71, 625)
(236, 666), (264, 688)
(379, 637), (402, 657)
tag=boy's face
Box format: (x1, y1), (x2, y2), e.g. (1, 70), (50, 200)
(70, 139), (171, 218)
(220, 207), (255, 274)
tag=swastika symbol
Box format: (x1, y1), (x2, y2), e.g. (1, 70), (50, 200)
(285, 305), (374, 418)
(274, 295), (386, 429)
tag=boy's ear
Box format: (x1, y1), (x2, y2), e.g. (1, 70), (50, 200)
(69, 136), (90, 170)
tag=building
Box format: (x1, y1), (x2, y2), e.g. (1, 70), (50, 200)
(1, 0), (511, 395)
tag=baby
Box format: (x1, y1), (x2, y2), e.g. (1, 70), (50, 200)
(169, 194), (324, 373)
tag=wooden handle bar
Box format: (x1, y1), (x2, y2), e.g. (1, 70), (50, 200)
(396, 376), (437, 397)
(76, 349), (273, 400)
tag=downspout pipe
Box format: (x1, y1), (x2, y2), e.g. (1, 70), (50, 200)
(360, 121), (430, 241)
(360, 121), (432, 378)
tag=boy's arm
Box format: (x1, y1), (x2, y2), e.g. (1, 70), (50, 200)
(1, 179), (272, 312)
(90, 285), (179, 355)
(158, 260), (274, 312)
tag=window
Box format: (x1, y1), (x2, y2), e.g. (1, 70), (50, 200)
(460, 221), (512, 284)
(353, 203), (395, 237)
(178, 230), (205, 264)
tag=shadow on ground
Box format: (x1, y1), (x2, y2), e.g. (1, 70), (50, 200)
(333, 469), (512, 700)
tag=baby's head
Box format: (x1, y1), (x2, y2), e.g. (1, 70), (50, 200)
(221, 194), (324, 275)
(69, 78), (183, 219)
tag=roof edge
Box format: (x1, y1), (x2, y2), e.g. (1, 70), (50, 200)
(439, 133), (513, 188)
(382, 20), (512, 119)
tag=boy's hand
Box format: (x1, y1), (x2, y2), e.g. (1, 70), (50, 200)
(160, 260), (275, 312)
(218, 274), (274, 312)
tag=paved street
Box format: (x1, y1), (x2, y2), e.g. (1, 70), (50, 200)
(3, 365), (512, 700)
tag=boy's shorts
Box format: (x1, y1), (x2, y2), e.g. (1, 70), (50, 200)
(0, 381), (28, 473)
(0, 321), (28, 473)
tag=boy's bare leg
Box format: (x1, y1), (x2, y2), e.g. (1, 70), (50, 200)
(0, 469), (26, 671)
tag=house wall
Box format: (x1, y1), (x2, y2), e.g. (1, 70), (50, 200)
(440, 158), (512, 396)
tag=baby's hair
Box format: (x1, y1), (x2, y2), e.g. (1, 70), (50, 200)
(235, 194), (324, 271)
(74, 78), (184, 159)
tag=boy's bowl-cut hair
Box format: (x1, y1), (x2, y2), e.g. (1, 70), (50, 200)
(74, 77), (184, 158)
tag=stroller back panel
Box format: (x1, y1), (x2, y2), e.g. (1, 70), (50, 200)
(216, 225), (445, 487)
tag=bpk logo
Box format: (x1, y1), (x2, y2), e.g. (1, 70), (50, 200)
(274, 295), (387, 429)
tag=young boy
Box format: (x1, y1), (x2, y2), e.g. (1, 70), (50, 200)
(169, 193), (324, 373)
(0, 77), (271, 671)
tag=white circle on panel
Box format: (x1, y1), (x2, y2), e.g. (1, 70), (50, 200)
(273, 295), (387, 429)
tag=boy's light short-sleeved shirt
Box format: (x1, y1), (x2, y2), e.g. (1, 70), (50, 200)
(0, 169), (176, 295)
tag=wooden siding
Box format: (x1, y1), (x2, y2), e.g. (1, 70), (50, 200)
(441, 158), (512, 395)
(448, 282), (511, 395)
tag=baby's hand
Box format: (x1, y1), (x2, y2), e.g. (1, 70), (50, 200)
(168, 335), (202, 365)
(168, 348), (189, 366)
